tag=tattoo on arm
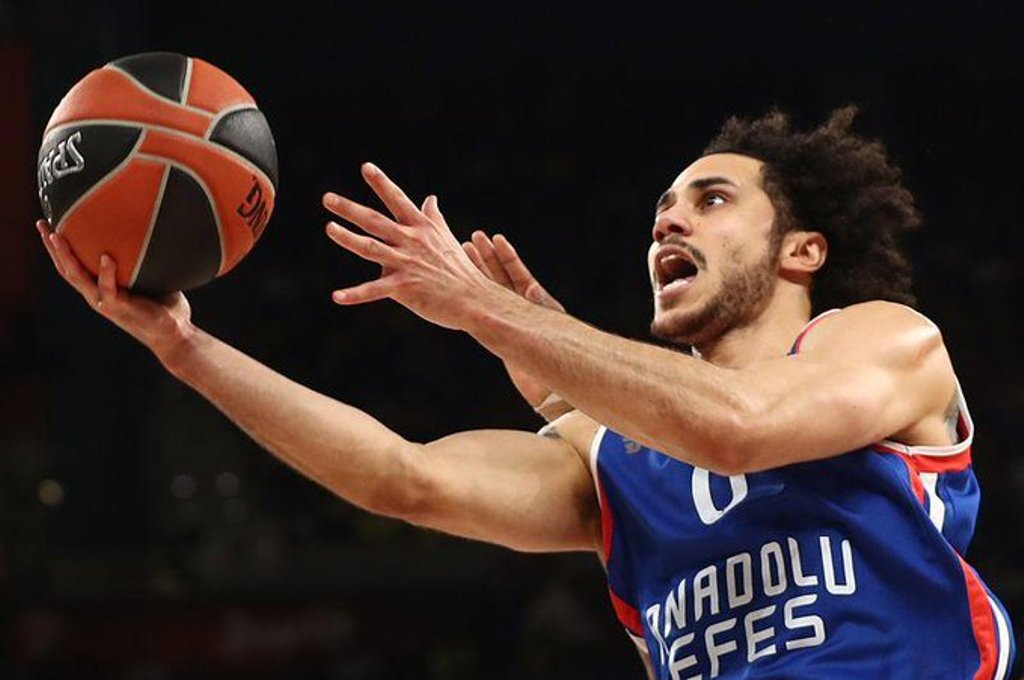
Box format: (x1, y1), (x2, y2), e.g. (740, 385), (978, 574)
(538, 424), (562, 440)
(944, 395), (960, 445)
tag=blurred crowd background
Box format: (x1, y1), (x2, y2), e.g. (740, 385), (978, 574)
(1, 1), (1021, 678)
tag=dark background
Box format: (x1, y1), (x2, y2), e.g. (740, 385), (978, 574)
(1, 1), (1022, 678)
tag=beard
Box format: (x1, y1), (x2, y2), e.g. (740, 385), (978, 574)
(650, 245), (779, 348)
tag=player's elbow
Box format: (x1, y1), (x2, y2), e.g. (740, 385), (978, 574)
(703, 411), (759, 475)
(698, 405), (780, 476)
(360, 442), (438, 523)
(656, 408), (757, 476)
(702, 452), (747, 477)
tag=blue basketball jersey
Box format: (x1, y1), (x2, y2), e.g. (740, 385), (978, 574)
(592, 313), (1015, 679)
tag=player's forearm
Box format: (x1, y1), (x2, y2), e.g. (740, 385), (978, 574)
(157, 325), (426, 517)
(467, 293), (752, 472)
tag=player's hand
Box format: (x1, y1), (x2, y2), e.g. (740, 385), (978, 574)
(463, 231), (563, 312)
(322, 163), (504, 331)
(462, 232), (567, 412)
(36, 220), (193, 361)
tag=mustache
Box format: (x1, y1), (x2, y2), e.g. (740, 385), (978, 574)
(661, 235), (708, 269)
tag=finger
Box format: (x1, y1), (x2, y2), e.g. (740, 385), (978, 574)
(470, 231), (513, 287)
(326, 221), (406, 268)
(96, 253), (119, 311)
(323, 192), (408, 244)
(492, 234), (564, 310)
(422, 194), (447, 227)
(491, 233), (538, 293)
(462, 241), (489, 275)
(331, 274), (399, 306)
(50, 232), (100, 300)
(36, 220), (65, 276)
(361, 163), (421, 225)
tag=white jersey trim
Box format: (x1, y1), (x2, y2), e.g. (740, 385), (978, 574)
(804, 307), (842, 328)
(989, 594), (1011, 680)
(876, 382), (974, 458)
(589, 425), (608, 508)
(789, 308), (842, 353)
(919, 472), (947, 532)
(628, 630), (649, 653)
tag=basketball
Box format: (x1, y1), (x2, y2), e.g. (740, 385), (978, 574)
(37, 52), (278, 296)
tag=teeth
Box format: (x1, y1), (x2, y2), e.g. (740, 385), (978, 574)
(658, 253), (696, 287)
(663, 276), (695, 292)
(662, 254), (686, 273)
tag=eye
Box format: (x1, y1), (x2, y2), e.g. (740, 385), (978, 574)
(700, 192), (727, 210)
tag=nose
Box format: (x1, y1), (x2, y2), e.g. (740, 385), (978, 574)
(652, 214), (692, 243)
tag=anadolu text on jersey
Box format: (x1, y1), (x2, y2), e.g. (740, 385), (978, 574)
(591, 394), (1014, 679)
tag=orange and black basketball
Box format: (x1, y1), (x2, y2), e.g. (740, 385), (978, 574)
(37, 52), (278, 296)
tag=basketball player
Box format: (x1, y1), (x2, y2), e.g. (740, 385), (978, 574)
(38, 108), (1014, 678)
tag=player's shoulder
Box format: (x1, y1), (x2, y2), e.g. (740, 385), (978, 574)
(800, 301), (945, 360)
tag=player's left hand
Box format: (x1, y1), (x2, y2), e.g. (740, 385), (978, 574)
(463, 231), (567, 413)
(322, 163), (504, 331)
(36, 219), (194, 362)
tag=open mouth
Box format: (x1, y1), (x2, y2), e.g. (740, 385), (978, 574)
(655, 246), (700, 292)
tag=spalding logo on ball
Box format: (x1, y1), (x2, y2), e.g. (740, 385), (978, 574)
(37, 52), (278, 295)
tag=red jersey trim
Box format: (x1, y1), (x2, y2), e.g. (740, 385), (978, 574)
(893, 451), (928, 505)
(609, 585), (645, 637)
(879, 445), (973, 474)
(789, 308), (841, 354)
(591, 426), (644, 637)
(959, 557), (999, 679)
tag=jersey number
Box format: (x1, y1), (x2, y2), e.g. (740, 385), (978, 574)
(692, 468), (748, 525)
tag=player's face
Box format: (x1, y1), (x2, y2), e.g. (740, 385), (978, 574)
(648, 153), (780, 346)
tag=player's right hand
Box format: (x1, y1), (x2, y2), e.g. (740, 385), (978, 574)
(36, 219), (194, 362)
(461, 230), (569, 413)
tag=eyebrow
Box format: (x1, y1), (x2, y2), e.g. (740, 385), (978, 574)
(687, 176), (739, 191)
(655, 190), (676, 213)
(655, 176), (739, 213)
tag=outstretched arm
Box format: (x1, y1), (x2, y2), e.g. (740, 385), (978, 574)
(37, 222), (601, 554)
(323, 165), (955, 475)
(164, 326), (601, 552)
(466, 295), (955, 474)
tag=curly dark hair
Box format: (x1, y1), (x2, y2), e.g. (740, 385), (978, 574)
(702, 107), (920, 313)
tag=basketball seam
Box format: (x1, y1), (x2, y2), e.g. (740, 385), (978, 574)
(136, 152), (227, 276)
(204, 103), (261, 139)
(54, 130), (147, 234)
(43, 118), (276, 196)
(180, 58), (194, 105)
(130, 164), (171, 287)
(105, 65), (216, 119)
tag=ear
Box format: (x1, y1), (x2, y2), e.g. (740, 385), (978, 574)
(779, 230), (827, 275)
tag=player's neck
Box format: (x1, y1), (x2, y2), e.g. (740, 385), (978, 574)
(694, 286), (812, 368)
